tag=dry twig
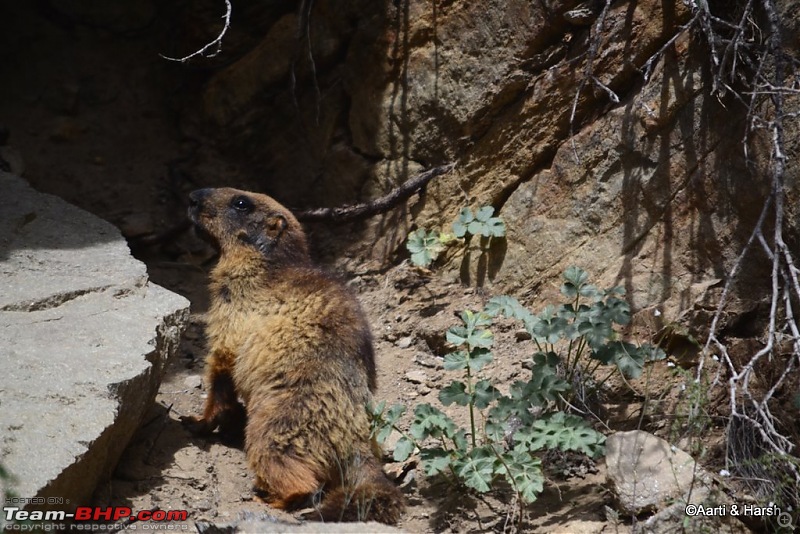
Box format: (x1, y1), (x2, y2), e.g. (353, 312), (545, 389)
(160, 0), (232, 63)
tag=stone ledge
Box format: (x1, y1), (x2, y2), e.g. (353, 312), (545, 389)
(0, 172), (190, 512)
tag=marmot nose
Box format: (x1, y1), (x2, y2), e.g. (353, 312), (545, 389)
(189, 188), (213, 207)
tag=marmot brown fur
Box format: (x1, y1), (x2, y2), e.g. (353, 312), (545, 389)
(184, 187), (404, 524)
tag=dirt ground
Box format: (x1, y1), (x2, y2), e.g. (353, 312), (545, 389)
(93, 259), (619, 533)
(0, 3), (744, 533)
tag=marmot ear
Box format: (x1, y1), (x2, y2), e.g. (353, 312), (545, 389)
(265, 214), (288, 238)
(250, 214), (288, 256)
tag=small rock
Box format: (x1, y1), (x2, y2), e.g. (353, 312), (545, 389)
(399, 469), (416, 490)
(514, 329), (532, 342)
(195, 499), (213, 512)
(383, 460), (416, 482)
(413, 353), (442, 369)
(383, 328), (398, 343)
(418, 386), (431, 396)
(404, 370), (428, 384)
(183, 375), (203, 390)
(395, 336), (414, 349)
(346, 276), (363, 288)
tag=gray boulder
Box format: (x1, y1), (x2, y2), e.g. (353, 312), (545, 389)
(606, 430), (712, 515)
(0, 172), (189, 513)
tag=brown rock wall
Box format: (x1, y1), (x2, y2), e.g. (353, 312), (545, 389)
(190, 0), (795, 325)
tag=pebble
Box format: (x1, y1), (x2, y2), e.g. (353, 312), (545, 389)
(414, 353), (442, 369)
(183, 375), (203, 390)
(395, 336), (414, 349)
(404, 370), (428, 384)
(515, 329), (532, 341)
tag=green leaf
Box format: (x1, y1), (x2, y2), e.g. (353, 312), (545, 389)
(604, 297), (631, 325)
(475, 206), (495, 222)
(519, 373), (572, 406)
(452, 207), (474, 238)
(530, 351), (560, 376)
(643, 344), (667, 362)
(577, 318), (613, 348)
(385, 403), (406, 424)
(406, 228), (444, 267)
(410, 404), (457, 441)
(485, 217), (506, 237)
(490, 394), (534, 425)
(446, 326), (469, 348)
(367, 400), (386, 418)
(484, 295), (530, 321)
(393, 436), (415, 462)
(439, 381), (471, 407)
(453, 206), (506, 238)
(452, 429), (469, 453)
(473, 379), (501, 409)
(462, 309), (494, 329)
(467, 348), (493, 372)
(449, 311), (494, 351)
(514, 412), (606, 457)
(467, 328), (494, 350)
(467, 220), (486, 236)
(457, 447), (496, 493)
(420, 448), (452, 476)
(579, 283), (600, 299)
(443, 348), (494, 373)
(499, 450), (544, 503)
(443, 350), (469, 371)
(532, 314), (569, 344)
(594, 341), (646, 378)
(484, 420), (507, 443)
(563, 266), (589, 288)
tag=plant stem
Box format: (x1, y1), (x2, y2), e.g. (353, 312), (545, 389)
(466, 353), (477, 448)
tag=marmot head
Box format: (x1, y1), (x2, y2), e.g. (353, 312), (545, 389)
(189, 188), (310, 266)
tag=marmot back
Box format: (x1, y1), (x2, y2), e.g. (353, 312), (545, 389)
(184, 187), (403, 524)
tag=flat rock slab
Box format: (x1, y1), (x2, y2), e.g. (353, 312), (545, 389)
(0, 172), (189, 511)
(606, 430), (711, 515)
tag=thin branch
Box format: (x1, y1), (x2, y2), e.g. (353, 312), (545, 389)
(640, 12), (700, 83)
(569, 0), (613, 164)
(294, 163), (455, 223)
(160, 0), (232, 63)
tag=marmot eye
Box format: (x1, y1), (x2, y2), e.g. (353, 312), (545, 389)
(231, 196), (254, 213)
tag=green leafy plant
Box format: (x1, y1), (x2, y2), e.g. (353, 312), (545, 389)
(370, 267), (665, 509)
(452, 206), (506, 238)
(486, 266), (666, 403)
(405, 229), (448, 268)
(405, 206), (505, 268)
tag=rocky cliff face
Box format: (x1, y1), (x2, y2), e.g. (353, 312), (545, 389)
(191, 0), (796, 332)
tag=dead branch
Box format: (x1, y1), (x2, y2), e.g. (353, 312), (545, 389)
(686, 0), (800, 478)
(294, 163), (455, 223)
(569, 0), (615, 163)
(160, 0), (232, 63)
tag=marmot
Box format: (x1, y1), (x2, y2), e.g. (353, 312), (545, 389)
(184, 187), (405, 524)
